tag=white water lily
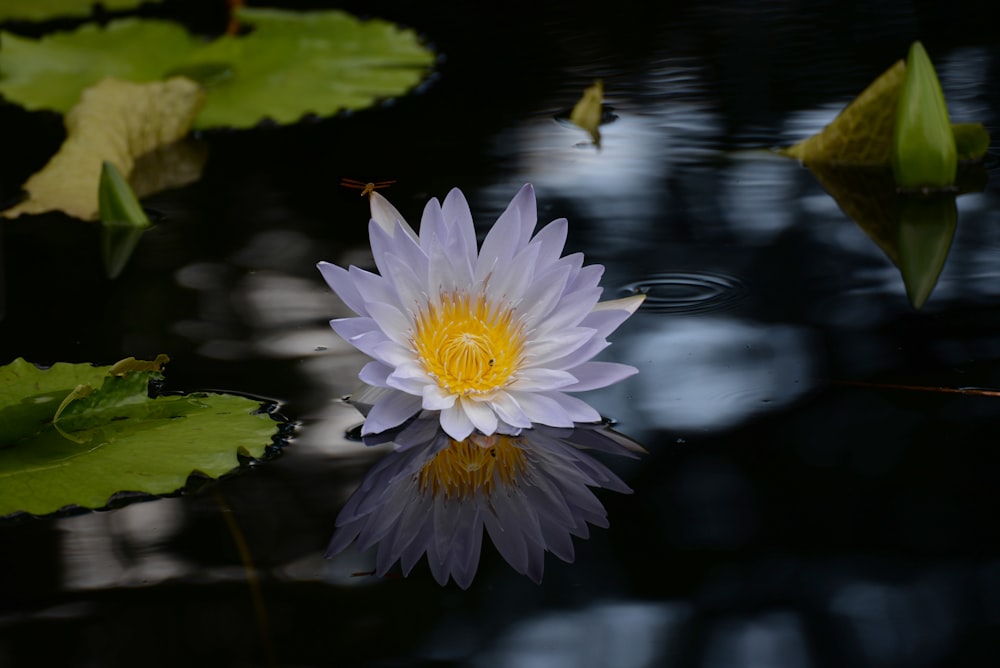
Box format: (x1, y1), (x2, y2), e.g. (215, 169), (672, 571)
(318, 184), (643, 440)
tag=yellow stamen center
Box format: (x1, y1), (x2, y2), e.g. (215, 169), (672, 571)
(412, 292), (524, 395)
(418, 433), (527, 498)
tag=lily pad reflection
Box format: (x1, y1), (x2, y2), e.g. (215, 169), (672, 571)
(328, 416), (644, 588)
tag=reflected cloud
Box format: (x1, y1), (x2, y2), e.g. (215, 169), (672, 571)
(327, 416), (643, 588)
(623, 317), (817, 432)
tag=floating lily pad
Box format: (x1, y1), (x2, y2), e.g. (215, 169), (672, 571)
(0, 356), (286, 518)
(2, 76), (204, 220)
(0, 0), (162, 23)
(0, 8), (435, 129)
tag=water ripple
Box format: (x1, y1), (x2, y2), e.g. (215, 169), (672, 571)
(621, 272), (747, 314)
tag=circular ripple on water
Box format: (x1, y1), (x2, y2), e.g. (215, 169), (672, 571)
(620, 272), (747, 315)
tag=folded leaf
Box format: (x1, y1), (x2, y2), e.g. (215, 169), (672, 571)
(2, 76), (204, 220)
(783, 60), (905, 165)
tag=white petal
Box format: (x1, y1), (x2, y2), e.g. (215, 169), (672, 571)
(317, 261), (368, 316)
(500, 183), (538, 251)
(386, 372), (430, 395)
(580, 306), (638, 340)
(489, 391), (531, 429)
(547, 392), (602, 423)
(349, 266), (398, 310)
(373, 341), (415, 367)
(511, 391), (575, 428)
(366, 301), (414, 347)
(422, 383), (456, 410)
(563, 361), (639, 391)
(330, 320), (391, 359)
(418, 197), (447, 252)
(369, 191), (418, 241)
(533, 287), (603, 336)
(440, 404), (475, 440)
(359, 360), (393, 387)
(362, 391), (423, 435)
(441, 187), (478, 261)
(517, 262), (572, 326)
(484, 241), (540, 303)
(528, 218), (568, 267)
(566, 262), (605, 293)
(460, 396), (499, 435)
(592, 294), (645, 315)
(382, 252), (428, 315)
(523, 327), (596, 367)
(509, 367), (578, 392)
(475, 184), (536, 282)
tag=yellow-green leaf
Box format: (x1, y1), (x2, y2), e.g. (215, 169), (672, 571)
(783, 60), (905, 165)
(570, 79), (604, 146)
(892, 41), (956, 188)
(2, 76), (204, 220)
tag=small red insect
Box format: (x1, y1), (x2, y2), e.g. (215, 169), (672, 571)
(340, 178), (396, 197)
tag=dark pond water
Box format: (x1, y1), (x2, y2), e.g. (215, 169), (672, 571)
(3, 1), (1000, 666)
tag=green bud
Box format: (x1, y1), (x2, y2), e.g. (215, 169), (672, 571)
(892, 42), (957, 188)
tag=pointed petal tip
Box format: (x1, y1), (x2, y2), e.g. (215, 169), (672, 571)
(593, 293), (646, 314)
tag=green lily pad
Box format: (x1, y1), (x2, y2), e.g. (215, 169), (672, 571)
(0, 0), (162, 23)
(0, 8), (435, 129)
(0, 356), (286, 518)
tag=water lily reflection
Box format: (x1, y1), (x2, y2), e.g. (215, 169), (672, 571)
(327, 416), (643, 588)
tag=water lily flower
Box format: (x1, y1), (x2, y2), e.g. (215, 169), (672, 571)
(318, 184), (643, 440)
(327, 417), (642, 588)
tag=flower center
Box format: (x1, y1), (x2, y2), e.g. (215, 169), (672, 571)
(418, 433), (527, 498)
(412, 292), (524, 396)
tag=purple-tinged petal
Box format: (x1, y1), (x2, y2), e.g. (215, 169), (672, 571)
(512, 391), (575, 427)
(441, 187), (478, 262)
(418, 197), (446, 252)
(362, 391), (423, 435)
(475, 184), (536, 282)
(563, 361), (639, 392)
(547, 392), (602, 423)
(366, 301), (414, 347)
(528, 217), (569, 265)
(359, 360), (393, 387)
(566, 262), (605, 293)
(349, 266), (397, 310)
(523, 327), (596, 367)
(533, 288), (604, 337)
(509, 367), (578, 392)
(317, 261), (368, 317)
